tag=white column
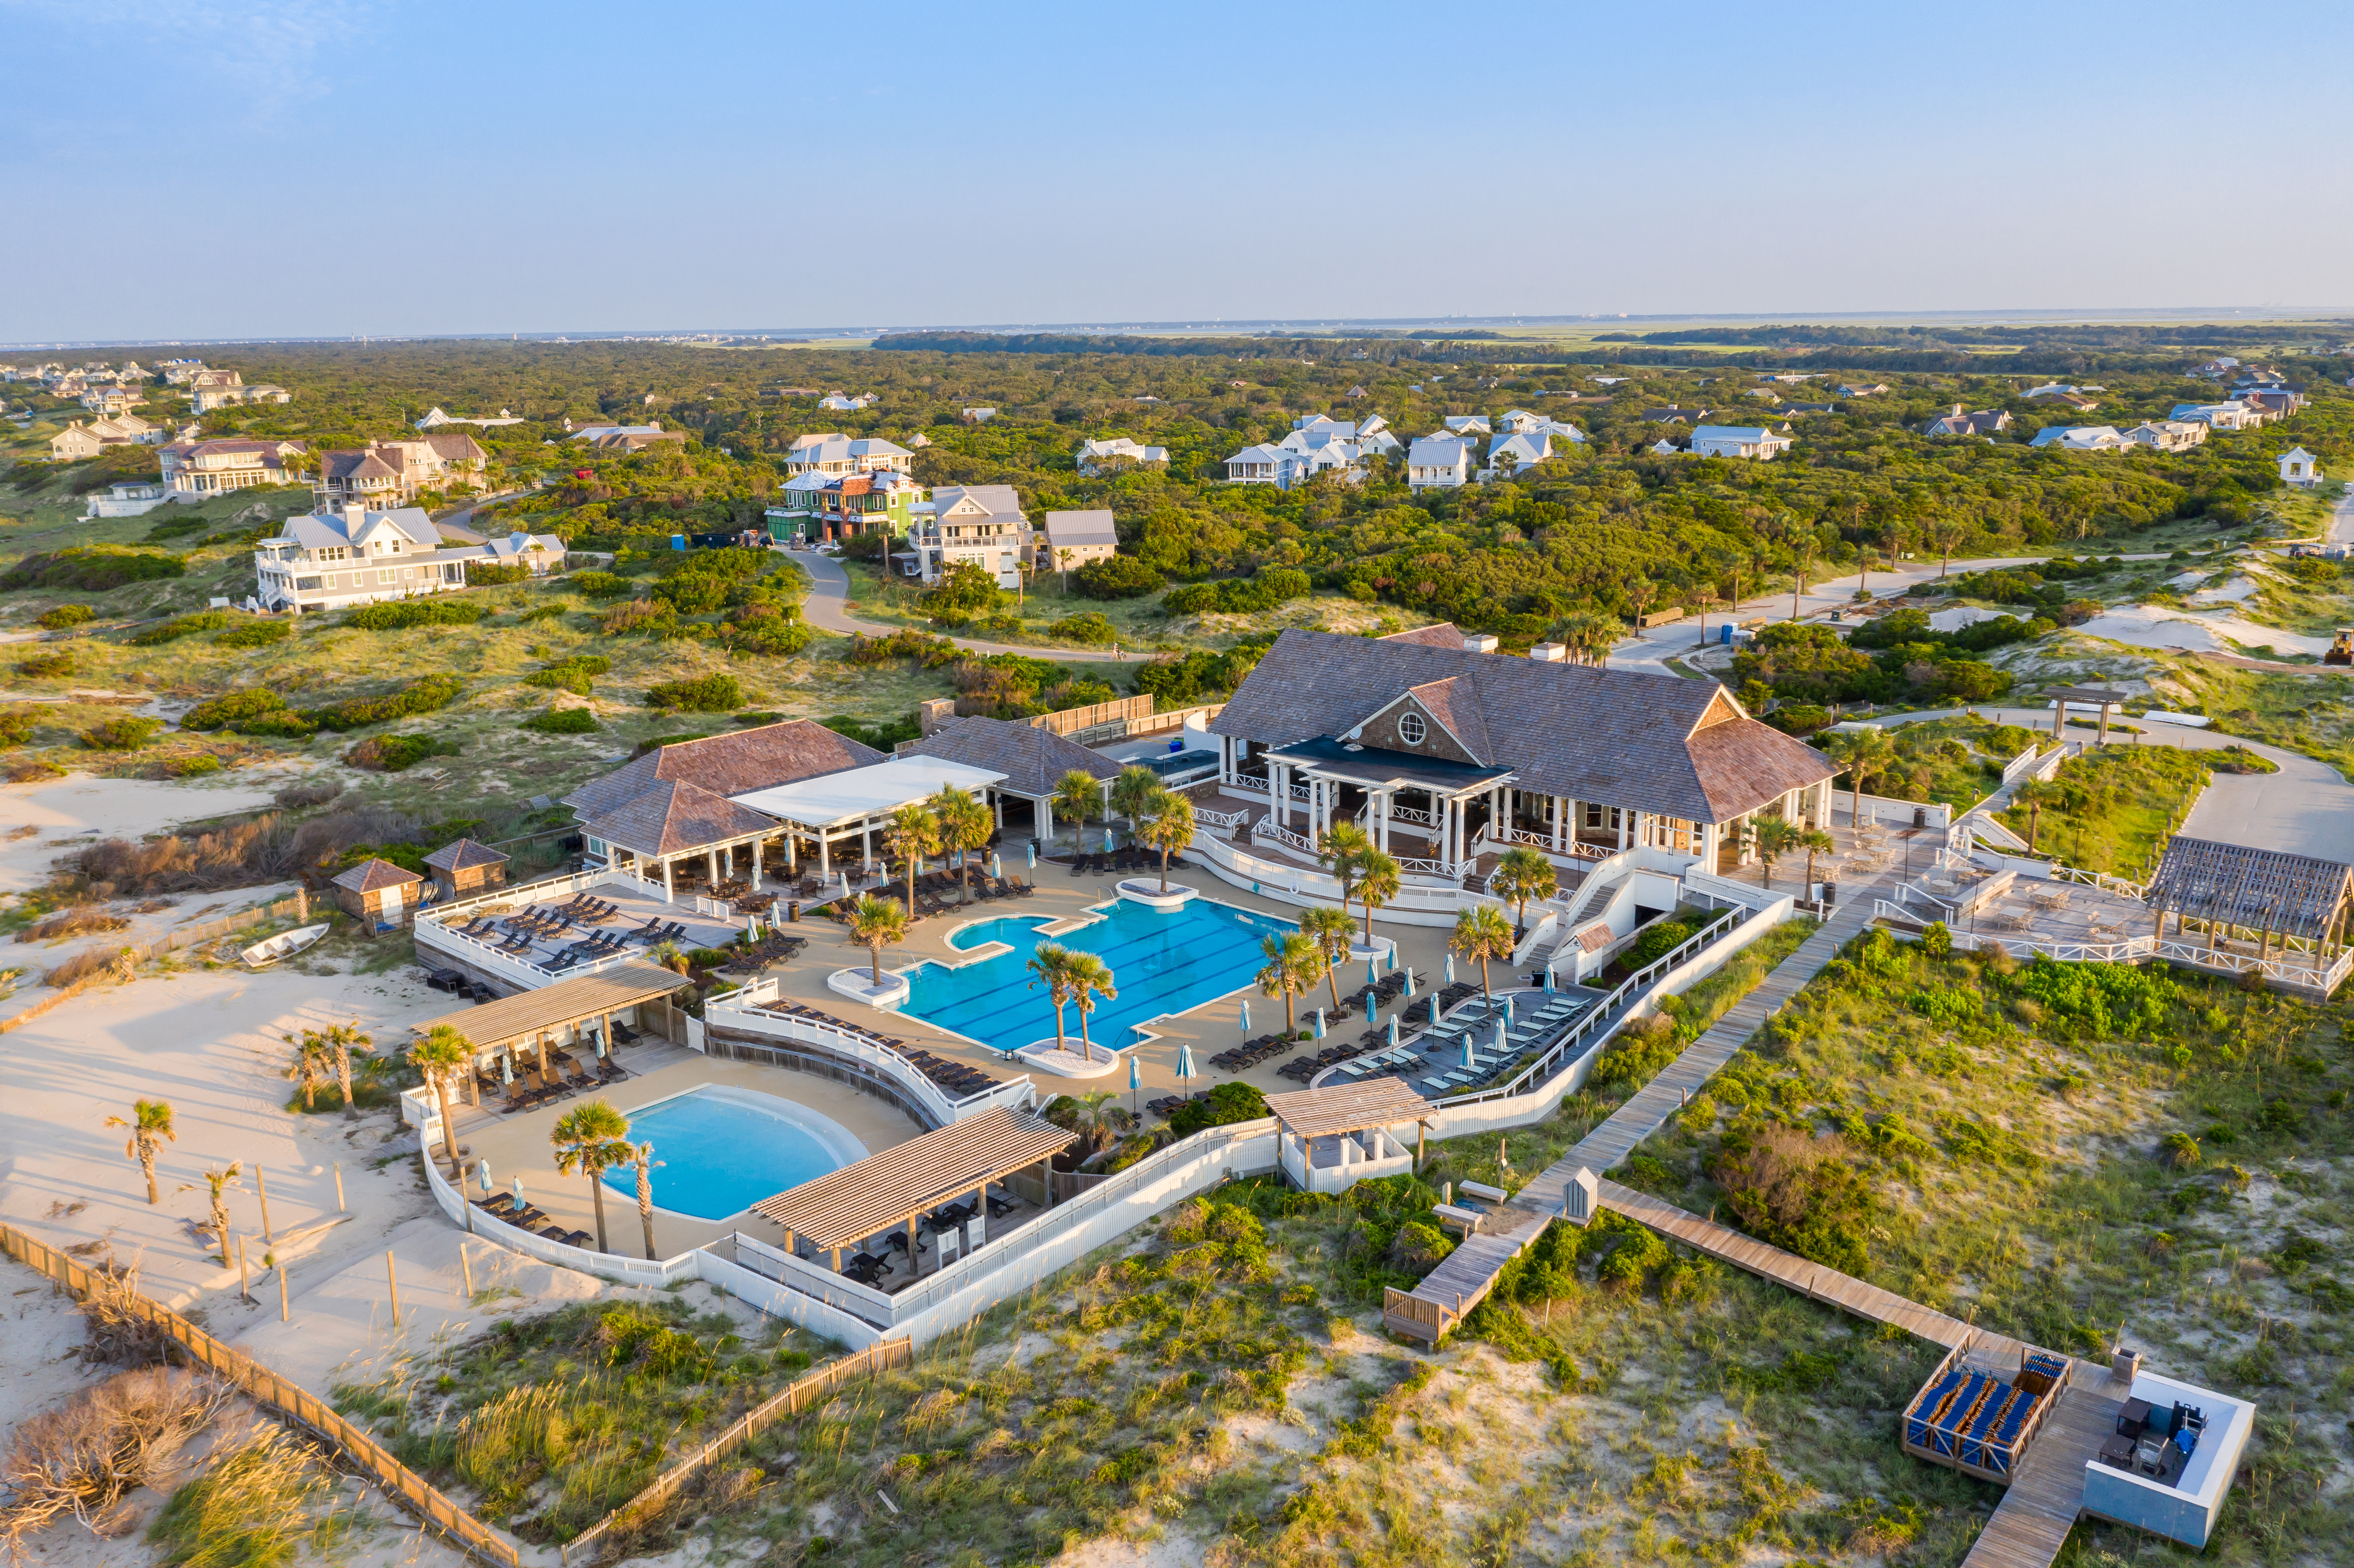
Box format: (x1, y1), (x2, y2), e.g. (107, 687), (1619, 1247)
(1377, 791), (1392, 852)
(862, 818), (874, 873)
(818, 831), (831, 881)
(1701, 821), (1719, 869)
(1220, 734), (1234, 784)
(993, 793), (1005, 829)
(751, 841), (762, 891)
(707, 848), (720, 887)
(660, 857), (674, 903)
(1274, 764), (1289, 829)
(1551, 796), (1566, 851)
(1040, 801), (1055, 846)
(1617, 809), (1631, 851)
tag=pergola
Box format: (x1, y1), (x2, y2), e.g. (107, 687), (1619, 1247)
(2048, 684), (2132, 744)
(731, 756), (1006, 883)
(410, 963), (685, 1103)
(2146, 835), (2354, 956)
(1263, 1079), (1435, 1178)
(748, 1107), (1074, 1275)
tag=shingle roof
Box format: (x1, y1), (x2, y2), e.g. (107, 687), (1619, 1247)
(331, 857), (422, 893)
(582, 778), (778, 858)
(898, 715), (1121, 799)
(1211, 629), (1835, 824)
(563, 719), (884, 821)
(1381, 622), (1464, 649)
(423, 837), (508, 873)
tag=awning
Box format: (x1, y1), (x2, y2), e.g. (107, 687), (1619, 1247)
(748, 1107), (1073, 1251)
(1263, 1079), (1433, 1140)
(730, 756), (1006, 831)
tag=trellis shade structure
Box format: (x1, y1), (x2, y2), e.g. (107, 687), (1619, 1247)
(748, 1108), (1074, 1252)
(2146, 836), (2354, 943)
(410, 964), (686, 1051)
(1262, 1079), (1434, 1140)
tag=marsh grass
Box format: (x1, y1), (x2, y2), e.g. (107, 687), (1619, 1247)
(147, 1429), (346, 1568)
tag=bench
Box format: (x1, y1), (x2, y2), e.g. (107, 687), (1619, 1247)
(1432, 1202), (1487, 1236)
(1459, 1180), (1510, 1204)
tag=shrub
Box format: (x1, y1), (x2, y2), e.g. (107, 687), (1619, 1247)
(1386, 1221), (1456, 1274)
(1907, 986), (1977, 1024)
(212, 619), (290, 649)
(464, 561), (530, 586)
(844, 629), (958, 668)
(81, 716), (162, 750)
(1072, 555), (1162, 599)
(601, 598), (683, 637)
(35, 604), (94, 631)
(1161, 582), (1217, 615)
(0, 546), (183, 592)
(344, 599), (486, 631)
(160, 753), (223, 777)
(652, 573), (729, 614)
(1051, 611), (1117, 645)
(130, 611), (232, 646)
(344, 734), (461, 772)
(0, 711), (35, 748)
(1708, 1123), (1877, 1274)
(573, 569), (634, 599)
(13, 650), (73, 678)
(644, 673), (742, 712)
(1199, 568), (1310, 614)
(1166, 1080), (1268, 1136)
(305, 674), (463, 731)
(1624, 919), (1694, 970)
(524, 707), (599, 734)
(522, 655), (610, 695)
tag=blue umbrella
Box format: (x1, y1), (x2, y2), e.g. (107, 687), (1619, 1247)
(1388, 1014), (1400, 1046)
(1366, 958), (1378, 987)
(1175, 1041), (1196, 1082)
(1104, 828), (1116, 852)
(1313, 1009), (1326, 1039)
(1429, 993), (1442, 1026)
(1544, 964), (1556, 993)
(1240, 999), (1251, 1033)
(511, 1175), (526, 1207)
(1503, 994), (1515, 1024)
(1363, 987), (1377, 1024)
(1403, 968), (1416, 997)
(1445, 952), (1456, 984)
(990, 852), (1002, 878)
(476, 1160), (493, 1196)
(1460, 1035), (1477, 1070)
(1026, 841), (1037, 869)
(1127, 1052), (1141, 1108)
(1385, 946), (1397, 974)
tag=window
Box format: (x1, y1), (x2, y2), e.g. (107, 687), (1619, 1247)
(295, 576), (321, 591)
(1396, 712), (1426, 747)
(379, 569), (396, 585)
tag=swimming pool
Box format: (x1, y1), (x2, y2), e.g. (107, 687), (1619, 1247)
(600, 1085), (865, 1221)
(902, 897), (1296, 1053)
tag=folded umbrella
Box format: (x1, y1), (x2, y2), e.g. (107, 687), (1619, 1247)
(1175, 1041), (1196, 1083)
(1312, 1009), (1326, 1039)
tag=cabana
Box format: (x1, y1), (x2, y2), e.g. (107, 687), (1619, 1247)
(730, 755), (1006, 882)
(748, 1107), (1073, 1274)
(410, 962), (687, 1100)
(1263, 1079), (1433, 1192)
(2145, 836), (2354, 959)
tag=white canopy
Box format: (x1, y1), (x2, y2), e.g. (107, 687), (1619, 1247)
(731, 755), (1005, 830)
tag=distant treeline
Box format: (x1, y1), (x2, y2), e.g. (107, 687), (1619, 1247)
(1598, 321), (2354, 351)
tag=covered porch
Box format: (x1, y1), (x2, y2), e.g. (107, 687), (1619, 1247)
(407, 963), (689, 1136)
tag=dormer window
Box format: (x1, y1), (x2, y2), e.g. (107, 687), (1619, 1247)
(1398, 712), (1426, 746)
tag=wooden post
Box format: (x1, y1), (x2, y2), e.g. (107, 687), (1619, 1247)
(386, 1251), (401, 1329)
(1417, 1120), (1426, 1170)
(256, 1166), (272, 1244)
(907, 1217), (920, 1275)
(277, 1260), (289, 1322)
(460, 1243), (474, 1302)
(237, 1234), (251, 1302)
(334, 1162), (346, 1212)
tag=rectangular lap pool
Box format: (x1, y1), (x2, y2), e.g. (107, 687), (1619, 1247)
(903, 897), (1295, 1054)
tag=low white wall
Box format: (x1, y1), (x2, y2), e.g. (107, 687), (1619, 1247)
(696, 1248), (887, 1349)
(420, 1126), (701, 1285)
(1835, 792), (1952, 830)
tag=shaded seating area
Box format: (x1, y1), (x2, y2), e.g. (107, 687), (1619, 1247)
(1264, 1078), (1434, 1190)
(410, 964), (687, 1130)
(748, 1107), (1075, 1285)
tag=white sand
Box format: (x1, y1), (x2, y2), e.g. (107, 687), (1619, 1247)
(2069, 603), (2330, 657)
(1927, 606), (2013, 632)
(0, 770), (294, 893)
(2188, 574), (2260, 605)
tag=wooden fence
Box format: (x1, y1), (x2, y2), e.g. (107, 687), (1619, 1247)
(559, 1336), (912, 1566)
(1028, 694), (1154, 736)
(0, 890), (311, 1036)
(0, 1222), (519, 1568)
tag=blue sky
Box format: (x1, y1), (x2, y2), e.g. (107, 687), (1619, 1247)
(4, 0), (2351, 341)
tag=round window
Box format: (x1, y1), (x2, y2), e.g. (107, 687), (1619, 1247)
(1398, 712), (1426, 746)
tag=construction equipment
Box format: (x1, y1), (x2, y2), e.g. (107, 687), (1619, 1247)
(2326, 628), (2354, 667)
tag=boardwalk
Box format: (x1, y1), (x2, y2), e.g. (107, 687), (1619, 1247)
(1388, 878), (1889, 1341)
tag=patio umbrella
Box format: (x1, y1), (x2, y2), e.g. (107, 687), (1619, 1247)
(1388, 1014), (1400, 1047)
(1502, 994), (1515, 1024)
(990, 852), (1003, 878)
(839, 869), (851, 897)
(1240, 999), (1251, 1033)
(1365, 958), (1378, 987)
(1104, 828), (1116, 852)
(1128, 1051), (1141, 1114)
(476, 1160), (493, 1196)
(499, 1053), (513, 1086)
(1363, 987), (1377, 1023)
(1313, 1009), (1326, 1039)
(1429, 994), (1442, 1027)
(511, 1175), (526, 1207)
(1026, 841), (1036, 870)
(1460, 1035), (1477, 1070)
(1402, 968), (1416, 997)
(595, 1030), (608, 1060)
(746, 915), (758, 943)
(1175, 1041), (1196, 1083)
(1494, 1019), (1509, 1051)
(1445, 952), (1456, 984)
(1544, 964), (1556, 993)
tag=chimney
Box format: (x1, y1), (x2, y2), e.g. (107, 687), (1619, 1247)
(1528, 642), (1566, 662)
(1952, 403), (1965, 416)
(1462, 633), (1499, 654)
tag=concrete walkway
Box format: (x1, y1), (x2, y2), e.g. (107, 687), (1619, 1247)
(794, 549), (1137, 666)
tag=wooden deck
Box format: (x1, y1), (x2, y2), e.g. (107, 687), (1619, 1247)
(1962, 1366), (2130, 1568)
(1384, 877), (1889, 1343)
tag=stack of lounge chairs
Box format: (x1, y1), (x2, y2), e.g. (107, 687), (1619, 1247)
(898, 1046), (1001, 1098)
(558, 893), (620, 922)
(1211, 1033), (1299, 1072)
(1068, 848), (1185, 877)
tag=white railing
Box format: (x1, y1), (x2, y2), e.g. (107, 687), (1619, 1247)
(1392, 856), (1464, 879)
(1225, 774), (1270, 795)
(1492, 825), (1555, 849)
(2000, 742), (2053, 787)
(729, 1230), (896, 1323)
(1385, 804), (1441, 829)
(1252, 818), (1318, 856)
(1563, 840), (1616, 862)
(1195, 806), (1249, 830)
(705, 984), (1035, 1127)
(418, 1123), (700, 1285)
(1891, 915), (2352, 997)
(2046, 862), (2146, 899)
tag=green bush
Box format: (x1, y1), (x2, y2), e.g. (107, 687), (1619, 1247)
(345, 599), (486, 631)
(1072, 555), (1162, 600)
(182, 689), (290, 731)
(130, 611), (233, 646)
(1166, 1080), (1267, 1136)
(1161, 582), (1218, 615)
(1624, 919), (1694, 970)
(653, 573), (729, 614)
(161, 753), (223, 777)
(35, 604), (94, 631)
(0, 711), (36, 748)
(644, 672), (742, 712)
(523, 707), (599, 734)
(600, 598), (684, 637)
(574, 569), (633, 599)
(1052, 611), (1117, 645)
(305, 674), (464, 731)
(213, 619), (291, 649)
(0, 546), (183, 592)
(81, 716), (162, 750)
(522, 655), (610, 695)
(344, 734), (462, 772)
(464, 561), (530, 586)
(13, 650), (73, 678)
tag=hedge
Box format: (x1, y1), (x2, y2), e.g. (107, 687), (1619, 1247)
(182, 690), (291, 731)
(344, 734), (462, 772)
(644, 672), (743, 713)
(305, 674), (464, 731)
(523, 655), (611, 695)
(0, 546), (184, 592)
(81, 716), (162, 750)
(1072, 555), (1163, 600)
(130, 611), (234, 646)
(35, 605), (94, 631)
(523, 707), (600, 734)
(213, 620), (292, 649)
(345, 599), (487, 631)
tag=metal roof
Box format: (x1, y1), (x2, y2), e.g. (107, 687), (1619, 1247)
(731, 755), (1005, 829)
(749, 1107), (1074, 1251)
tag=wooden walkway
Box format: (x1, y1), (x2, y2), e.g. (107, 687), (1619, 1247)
(1386, 879), (1889, 1342)
(1961, 1365), (2129, 1568)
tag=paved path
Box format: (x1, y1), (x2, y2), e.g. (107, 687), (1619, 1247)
(793, 549), (1136, 666)
(2330, 485), (2354, 552)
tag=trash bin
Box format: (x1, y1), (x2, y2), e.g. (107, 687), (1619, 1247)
(1720, 623), (1734, 645)
(786, 899), (801, 923)
(1912, 806), (1928, 829)
(1820, 881), (1837, 905)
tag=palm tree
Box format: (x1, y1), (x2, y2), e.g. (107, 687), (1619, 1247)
(105, 1099), (176, 1204)
(1790, 538), (1817, 620)
(1753, 816), (1804, 888)
(1354, 849), (1401, 944)
(279, 1029), (329, 1111)
(1797, 826), (1836, 894)
(1026, 943), (1079, 1052)
(1318, 820), (1370, 906)
(1137, 790), (1196, 892)
(1825, 727), (1897, 834)
(1491, 846), (1557, 938)
(631, 1141), (660, 1260)
(1255, 932), (1320, 1034)
(1066, 952), (1118, 1062)
(324, 1022), (374, 1118)
(930, 785), (993, 904)
(1925, 516), (1965, 579)
(2012, 778), (2058, 853)
(1108, 765), (1164, 837)
(847, 895), (909, 986)
(1052, 769), (1099, 855)
(1300, 905), (1357, 1012)
(181, 1163), (242, 1268)
(551, 1100), (632, 1254)
(407, 1025), (475, 1171)
(1064, 1090), (1125, 1156)
(1451, 905), (1514, 1005)
(884, 802), (941, 913)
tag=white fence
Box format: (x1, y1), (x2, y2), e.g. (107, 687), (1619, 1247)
(417, 1123), (702, 1285)
(705, 982), (1035, 1126)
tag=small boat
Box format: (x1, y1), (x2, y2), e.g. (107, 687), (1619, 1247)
(241, 924), (328, 969)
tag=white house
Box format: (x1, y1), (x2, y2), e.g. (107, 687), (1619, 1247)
(1225, 418), (1389, 489)
(2281, 446), (2323, 487)
(1405, 436), (1474, 491)
(416, 406), (525, 429)
(2028, 425), (2132, 453)
(161, 437), (305, 498)
(85, 479), (170, 518)
(962, 407), (997, 423)
(785, 433), (913, 477)
(817, 393), (877, 411)
(1688, 425), (1793, 460)
(1224, 444), (1292, 486)
(253, 504), (563, 613)
(1483, 430), (1557, 479)
(1074, 436), (1168, 475)
(1444, 415), (1492, 437)
(2124, 420), (2207, 453)
(1292, 413), (1400, 456)
(1924, 404), (2011, 438)
(2169, 402), (2260, 431)
(908, 484), (1029, 588)
(1834, 383), (1890, 397)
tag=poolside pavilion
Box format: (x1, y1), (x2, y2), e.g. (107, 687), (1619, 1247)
(410, 962), (689, 1107)
(732, 755), (1006, 884)
(1264, 1078), (1434, 1188)
(898, 714), (1122, 844)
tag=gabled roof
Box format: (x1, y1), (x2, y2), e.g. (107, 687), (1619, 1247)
(1381, 621), (1463, 648)
(1041, 509), (1118, 548)
(1211, 629), (1834, 824)
(423, 837), (508, 872)
(583, 778), (777, 857)
(1397, 676), (1492, 758)
(898, 715), (1121, 798)
(322, 448), (401, 482)
(1406, 436), (1473, 466)
(332, 857), (422, 893)
(932, 483), (1024, 520)
(563, 719), (884, 821)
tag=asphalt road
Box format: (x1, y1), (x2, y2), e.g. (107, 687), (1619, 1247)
(793, 548), (1137, 666)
